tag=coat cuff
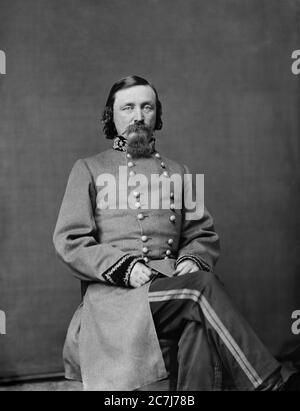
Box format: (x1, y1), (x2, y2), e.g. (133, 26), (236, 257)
(102, 255), (145, 287)
(175, 255), (211, 272)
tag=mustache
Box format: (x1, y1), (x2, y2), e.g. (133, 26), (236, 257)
(125, 121), (151, 136)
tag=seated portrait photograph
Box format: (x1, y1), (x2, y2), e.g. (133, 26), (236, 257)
(0, 0), (299, 394)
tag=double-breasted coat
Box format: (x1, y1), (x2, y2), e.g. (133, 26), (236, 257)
(53, 144), (220, 391)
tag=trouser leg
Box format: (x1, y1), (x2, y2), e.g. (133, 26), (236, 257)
(149, 278), (216, 390)
(177, 321), (219, 390)
(149, 271), (282, 391)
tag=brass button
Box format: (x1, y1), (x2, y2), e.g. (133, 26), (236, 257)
(133, 191), (140, 198)
(161, 161), (165, 168)
(135, 202), (141, 209)
(163, 171), (169, 177)
(155, 153), (161, 159)
(170, 203), (175, 210)
(137, 213), (144, 220)
(164, 256), (169, 260)
(169, 215), (176, 223)
(166, 250), (172, 256)
(142, 247), (149, 254)
(170, 192), (174, 199)
(126, 153), (132, 159)
(168, 239), (174, 245)
(128, 161), (134, 168)
(141, 235), (148, 242)
(129, 170), (136, 177)
(143, 257), (149, 263)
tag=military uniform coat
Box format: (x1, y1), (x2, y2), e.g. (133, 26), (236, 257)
(53, 145), (220, 391)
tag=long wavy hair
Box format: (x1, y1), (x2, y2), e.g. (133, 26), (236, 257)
(102, 75), (163, 139)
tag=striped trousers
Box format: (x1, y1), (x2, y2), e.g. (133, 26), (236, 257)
(148, 271), (282, 391)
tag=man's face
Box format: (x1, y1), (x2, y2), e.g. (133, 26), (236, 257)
(113, 85), (157, 138)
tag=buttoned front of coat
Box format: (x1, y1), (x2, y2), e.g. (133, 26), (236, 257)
(94, 152), (183, 266)
(53, 148), (220, 391)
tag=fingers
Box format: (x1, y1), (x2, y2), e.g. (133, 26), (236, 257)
(131, 279), (146, 288)
(176, 266), (191, 276)
(130, 275), (149, 288)
(130, 264), (152, 288)
(138, 266), (152, 281)
(174, 261), (199, 276)
(174, 262), (188, 276)
(139, 271), (151, 283)
(134, 262), (152, 276)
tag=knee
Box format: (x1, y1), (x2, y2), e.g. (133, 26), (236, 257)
(185, 270), (221, 291)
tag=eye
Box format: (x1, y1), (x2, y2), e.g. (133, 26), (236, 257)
(143, 105), (154, 112)
(122, 106), (133, 111)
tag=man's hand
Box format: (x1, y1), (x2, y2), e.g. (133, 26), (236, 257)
(174, 260), (199, 276)
(129, 262), (152, 288)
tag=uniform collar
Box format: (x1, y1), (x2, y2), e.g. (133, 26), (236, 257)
(113, 135), (156, 154)
(113, 135), (128, 152)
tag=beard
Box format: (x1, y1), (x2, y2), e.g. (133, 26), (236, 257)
(125, 122), (154, 158)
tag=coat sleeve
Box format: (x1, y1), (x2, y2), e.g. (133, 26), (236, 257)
(176, 165), (221, 272)
(53, 159), (144, 286)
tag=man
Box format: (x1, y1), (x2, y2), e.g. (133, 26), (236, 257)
(53, 75), (299, 391)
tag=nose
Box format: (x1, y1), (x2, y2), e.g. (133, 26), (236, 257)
(134, 107), (143, 123)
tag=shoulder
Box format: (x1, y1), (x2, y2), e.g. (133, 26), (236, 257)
(82, 148), (119, 167)
(74, 149), (124, 176)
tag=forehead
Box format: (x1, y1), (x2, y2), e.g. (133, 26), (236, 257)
(114, 85), (156, 106)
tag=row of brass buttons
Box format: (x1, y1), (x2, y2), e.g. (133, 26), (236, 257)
(126, 151), (175, 263)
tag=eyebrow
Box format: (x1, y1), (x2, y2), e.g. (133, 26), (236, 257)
(120, 101), (155, 107)
(121, 102), (134, 107)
